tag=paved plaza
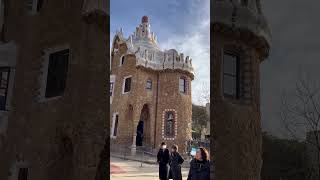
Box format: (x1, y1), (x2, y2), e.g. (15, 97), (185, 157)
(110, 156), (189, 180)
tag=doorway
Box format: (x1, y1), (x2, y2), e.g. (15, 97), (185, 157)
(136, 121), (144, 146)
(136, 104), (149, 147)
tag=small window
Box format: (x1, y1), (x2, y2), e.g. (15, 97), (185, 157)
(110, 82), (114, 96)
(0, 67), (10, 110)
(112, 114), (119, 137)
(120, 56), (125, 66)
(179, 77), (187, 93)
(241, 0), (248, 6)
(146, 80), (152, 90)
(165, 111), (175, 137)
(45, 49), (69, 98)
(25, 0), (43, 14)
(18, 168), (28, 180)
(223, 52), (240, 98)
(123, 76), (131, 93)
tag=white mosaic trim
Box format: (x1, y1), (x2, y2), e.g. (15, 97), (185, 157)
(162, 109), (178, 140)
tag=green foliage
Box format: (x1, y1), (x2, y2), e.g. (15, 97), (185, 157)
(261, 132), (307, 180)
(192, 104), (208, 127)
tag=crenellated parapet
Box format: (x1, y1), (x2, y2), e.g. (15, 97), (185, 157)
(82, 0), (108, 16)
(213, 0), (271, 59)
(112, 16), (194, 76)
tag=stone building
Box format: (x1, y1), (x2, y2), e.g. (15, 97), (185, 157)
(110, 16), (193, 153)
(212, 0), (271, 179)
(0, 0), (108, 180)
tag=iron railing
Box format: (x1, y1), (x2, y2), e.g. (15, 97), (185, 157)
(110, 144), (192, 168)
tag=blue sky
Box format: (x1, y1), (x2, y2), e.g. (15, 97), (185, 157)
(110, 0), (210, 106)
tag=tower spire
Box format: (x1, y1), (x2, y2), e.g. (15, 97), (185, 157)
(142, 15), (149, 23)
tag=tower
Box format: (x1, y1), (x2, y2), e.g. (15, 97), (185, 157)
(212, 0), (271, 179)
(0, 0), (108, 180)
(110, 16), (193, 153)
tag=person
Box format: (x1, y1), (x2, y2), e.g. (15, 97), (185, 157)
(157, 142), (170, 180)
(187, 147), (210, 180)
(169, 144), (184, 180)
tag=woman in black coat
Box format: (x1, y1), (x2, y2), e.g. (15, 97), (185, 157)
(157, 142), (170, 180)
(187, 147), (210, 180)
(169, 145), (184, 180)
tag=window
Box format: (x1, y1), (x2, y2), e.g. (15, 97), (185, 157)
(146, 79), (152, 90)
(119, 55), (125, 66)
(111, 114), (119, 137)
(0, 67), (10, 110)
(179, 77), (187, 93)
(122, 76), (131, 93)
(25, 0), (43, 14)
(223, 52), (240, 98)
(18, 168), (28, 180)
(241, 0), (248, 6)
(110, 82), (114, 96)
(110, 75), (116, 104)
(165, 111), (175, 137)
(45, 49), (69, 98)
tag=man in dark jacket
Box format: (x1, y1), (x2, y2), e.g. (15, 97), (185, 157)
(157, 142), (170, 180)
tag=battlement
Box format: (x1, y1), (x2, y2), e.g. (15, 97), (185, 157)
(135, 48), (193, 74)
(82, 0), (108, 16)
(213, 0), (271, 48)
(112, 16), (194, 76)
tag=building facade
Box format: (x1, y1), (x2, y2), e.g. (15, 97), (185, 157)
(0, 0), (108, 180)
(212, 0), (271, 179)
(110, 16), (193, 153)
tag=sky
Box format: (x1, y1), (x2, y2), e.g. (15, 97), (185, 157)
(261, 0), (320, 138)
(110, 0), (210, 106)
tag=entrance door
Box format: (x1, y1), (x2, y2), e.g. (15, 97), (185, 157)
(136, 120), (144, 146)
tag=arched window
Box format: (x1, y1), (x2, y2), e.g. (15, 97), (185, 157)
(119, 55), (125, 66)
(241, 0), (248, 6)
(146, 79), (152, 90)
(164, 111), (175, 137)
(256, 0), (262, 13)
(122, 75), (132, 94)
(223, 51), (240, 99)
(179, 76), (187, 94)
(111, 113), (119, 138)
(0, 67), (10, 110)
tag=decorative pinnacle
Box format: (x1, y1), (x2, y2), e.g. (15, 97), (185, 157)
(142, 16), (149, 23)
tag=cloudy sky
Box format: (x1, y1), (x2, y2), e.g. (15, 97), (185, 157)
(261, 0), (320, 138)
(110, 0), (210, 106)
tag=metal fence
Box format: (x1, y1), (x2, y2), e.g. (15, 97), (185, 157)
(110, 144), (192, 168)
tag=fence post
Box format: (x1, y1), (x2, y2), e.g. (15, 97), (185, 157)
(141, 151), (143, 167)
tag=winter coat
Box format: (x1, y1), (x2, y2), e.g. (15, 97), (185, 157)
(187, 159), (210, 180)
(169, 152), (184, 180)
(157, 148), (170, 180)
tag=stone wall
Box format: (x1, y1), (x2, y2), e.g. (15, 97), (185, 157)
(212, 24), (267, 180)
(0, 1), (108, 180)
(110, 46), (192, 152)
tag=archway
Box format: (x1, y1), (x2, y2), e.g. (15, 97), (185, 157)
(136, 104), (150, 147)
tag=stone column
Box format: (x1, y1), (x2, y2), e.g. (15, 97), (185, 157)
(131, 134), (137, 156)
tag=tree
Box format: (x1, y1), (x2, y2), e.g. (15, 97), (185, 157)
(261, 132), (306, 180)
(192, 104), (209, 140)
(281, 78), (320, 179)
(197, 82), (210, 105)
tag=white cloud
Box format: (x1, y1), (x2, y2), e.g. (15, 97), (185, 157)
(159, 10), (210, 106)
